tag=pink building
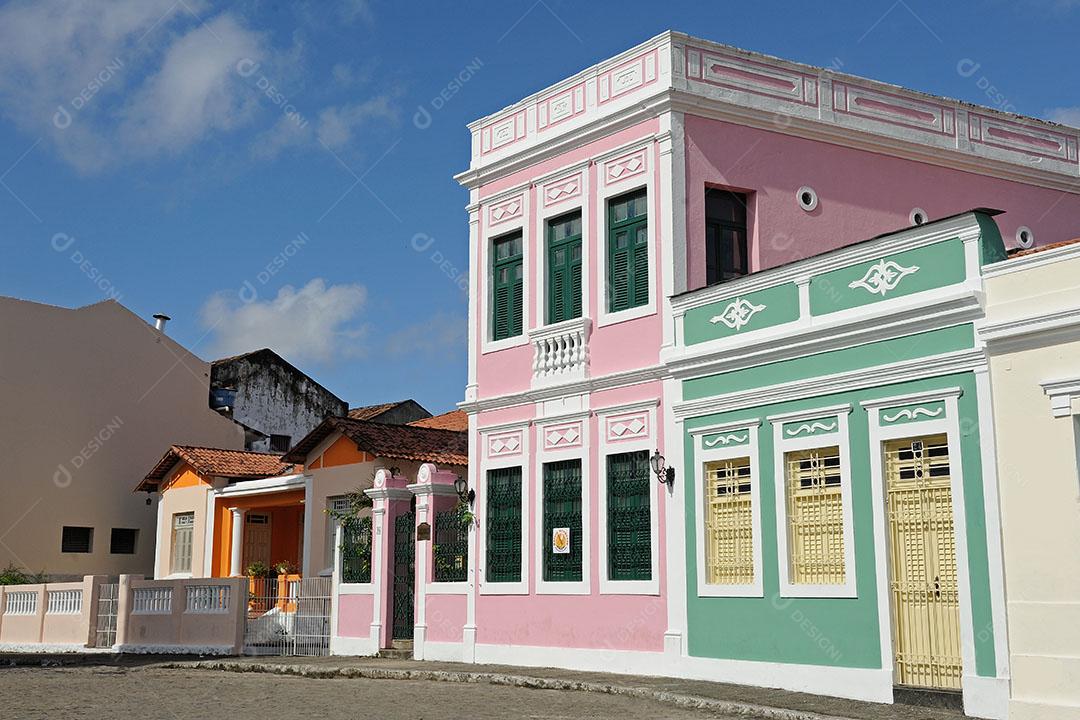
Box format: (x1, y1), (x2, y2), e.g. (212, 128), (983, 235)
(328, 31), (1080, 718)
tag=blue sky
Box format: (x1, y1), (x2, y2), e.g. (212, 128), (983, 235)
(0, 0), (1077, 414)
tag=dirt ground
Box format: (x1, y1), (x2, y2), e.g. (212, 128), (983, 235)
(0, 665), (726, 719)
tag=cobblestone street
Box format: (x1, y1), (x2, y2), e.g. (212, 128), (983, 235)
(0, 666), (727, 720)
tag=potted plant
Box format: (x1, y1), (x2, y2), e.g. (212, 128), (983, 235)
(273, 560), (297, 577)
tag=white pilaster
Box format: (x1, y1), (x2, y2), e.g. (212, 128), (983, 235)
(229, 507), (246, 577)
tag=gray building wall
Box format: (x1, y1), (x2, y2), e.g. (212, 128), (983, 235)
(210, 349), (347, 452)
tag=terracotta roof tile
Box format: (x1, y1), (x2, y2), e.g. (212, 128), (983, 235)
(1009, 236), (1080, 257)
(136, 445), (299, 492)
(348, 401), (406, 420)
(408, 410), (468, 432)
(284, 417), (467, 466)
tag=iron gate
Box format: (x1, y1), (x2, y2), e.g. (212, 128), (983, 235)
(94, 582), (119, 648)
(244, 576), (332, 656)
(392, 510), (415, 640)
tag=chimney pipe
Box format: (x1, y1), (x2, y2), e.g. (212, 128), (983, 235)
(153, 313), (171, 332)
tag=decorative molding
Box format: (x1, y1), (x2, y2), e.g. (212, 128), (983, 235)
(1040, 377), (1080, 418)
(709, 298), (766, 331)
(859, 386), (963, 410)
(979, 306), (1080, 349)
(487, 430), (523, 458)
(782, 419), (838, 437)
(488, 195), (524, 226)
(605, 412), (649, 442)
(675, 349), (985, 420)
(702, 431), (749, 448)
(542, 172), (583, 206)
(543, 421), (583, 450)
(847, 259), (920, 296)
(982, 241), (1080, 278)
(604, 148), (648, 185)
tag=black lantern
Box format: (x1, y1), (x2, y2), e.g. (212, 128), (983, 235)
(650, 449), (675, 487)
(454, 475), (475, 505)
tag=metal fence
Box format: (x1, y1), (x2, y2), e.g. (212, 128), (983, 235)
(244, 576), (332, 656)
(95, 583), (119, 648)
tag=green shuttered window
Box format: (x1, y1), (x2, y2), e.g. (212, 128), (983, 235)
(492, 233), (523, 341)
(486, 467), (522, 583)
(547, 212), (583, 324)
(607, 450), (652, 581)
(607, 189), (648, 313)
(543, 459), (583, 582)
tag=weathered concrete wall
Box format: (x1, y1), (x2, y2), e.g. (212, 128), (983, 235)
(211, 350), (347, 451)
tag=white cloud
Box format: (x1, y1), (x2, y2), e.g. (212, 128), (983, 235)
(385, 312), (466, 356)
(1046, 107), (1080, 127)
(316, 97), (397, 150)
(201, 279), (368, 364)
(118, 14), (265, 156)
(0, 0), (393, 172)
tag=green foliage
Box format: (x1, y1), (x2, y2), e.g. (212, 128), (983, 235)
(246, 560), (273, 578)
(0, 564), (47, 585)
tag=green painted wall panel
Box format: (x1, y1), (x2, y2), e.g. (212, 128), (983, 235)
(809, 240), (965, 316)
(684, 283), (800, 345)
(683, 373), (997, 676)
(683, 324), (975, 402)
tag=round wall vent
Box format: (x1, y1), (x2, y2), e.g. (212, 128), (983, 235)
(796, 186), (818, 212)
(1016, 226), (1035, 249)
(909, 208), (928, 226)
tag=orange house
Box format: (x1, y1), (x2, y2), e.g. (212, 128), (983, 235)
(138, 417), (468, 580)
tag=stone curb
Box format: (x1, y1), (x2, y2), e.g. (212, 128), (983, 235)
(167, 660), (854, 720)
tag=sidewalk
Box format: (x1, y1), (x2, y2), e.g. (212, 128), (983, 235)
(167, 655), (970, 720)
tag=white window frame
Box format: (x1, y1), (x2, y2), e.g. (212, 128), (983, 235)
(477, 421), (531, 595)
(596, 401), (660, 595)
(692, 419), (764, 598)
(481, 185), (531, 354)
(595, 140), (658, 328)
(171, 512), (195, 576)
(769, 404), (857, 598)
(534, 159), (591, 329)
(534, 413), (591, 595)
(324, 495), (350, 574)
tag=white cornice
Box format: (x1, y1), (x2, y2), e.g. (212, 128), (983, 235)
(765, 404), (853, 424)
(860, 387), (963, 410)
(458, 30), (1080, 193)
(666, 291), (983, 381)
(1041, 377), (1080, 417)
(213, 474), (305, 497)
(459, 364), (666, 415)
(674, 349), (986, 421)
(979, 306), (1080, 351)
(983, 242), (1080, 278)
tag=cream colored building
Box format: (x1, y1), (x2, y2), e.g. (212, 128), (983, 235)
(0, 298), (244, 578)
(980, 241), (1080, 720)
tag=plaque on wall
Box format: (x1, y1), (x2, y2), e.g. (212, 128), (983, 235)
(416, 522), (431, 542)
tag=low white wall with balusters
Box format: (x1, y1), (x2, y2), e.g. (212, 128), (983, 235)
(0, 575), (245, 654)
(117, 576), (246, 654)
(0, 575), (104, 649)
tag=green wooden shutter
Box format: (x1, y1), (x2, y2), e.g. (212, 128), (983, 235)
(543, 459), (583, 582)
(607, 450), (652, 581)
(547, 213), (582, 324)
(608, 190), (648, 313)
(486, 467), (521, 583)
(492, 234), (523, 341)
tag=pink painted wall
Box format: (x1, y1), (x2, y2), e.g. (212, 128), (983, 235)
(474, 381), (668, 652)
(426, 595), (467, 643)
(475, 120), (663, 401)
(684, 114), (1080, 290)
(337, 594), (373, 638)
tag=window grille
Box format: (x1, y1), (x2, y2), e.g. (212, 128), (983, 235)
(486, 467), (522, 583)
(543, 459), (582, 582)
(434, 504), (469, 582)
(704, 457), (754, 585)
(785, 446), (845, 585)
(607, 451), (651, 581)
(340, 516), (372, 584)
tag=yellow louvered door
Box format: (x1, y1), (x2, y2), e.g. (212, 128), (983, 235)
(885, 434), (962, 690)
